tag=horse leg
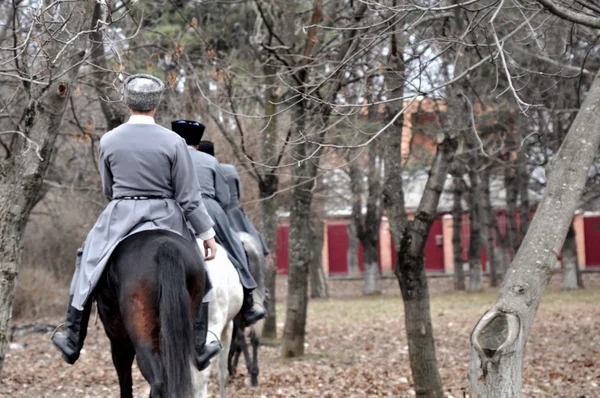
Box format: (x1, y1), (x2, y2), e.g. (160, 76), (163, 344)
(249, 327), (260, 387)
(228, 323), (242, 378)
(122, 290), (163, 397)
(135, 344), (164, 398)
(217, 320), (233, 398)
(238, 327), (253, 386)
(110, 339), (135, 398)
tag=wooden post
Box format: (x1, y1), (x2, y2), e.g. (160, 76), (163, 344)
(442, 214), (455, 273)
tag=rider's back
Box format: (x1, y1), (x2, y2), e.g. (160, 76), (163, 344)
(101, 124), (185, 198)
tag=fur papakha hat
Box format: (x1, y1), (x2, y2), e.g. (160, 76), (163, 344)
(198, 141), (215, 157)
(123, 74), (165, 112)
(171, 120), (206, 146)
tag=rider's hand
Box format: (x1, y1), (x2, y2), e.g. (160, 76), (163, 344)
(204, 237), (217, 261)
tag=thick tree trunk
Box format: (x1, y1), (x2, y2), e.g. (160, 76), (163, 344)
(562, 223), (580, 290)
(395, 246), (443, 396)
(309, 220), (329, 299)
(282, 161), (315, 356)
(381, 20), (458, 395)
(389, 136), (457, 397)
(469, 71), (600, 397)
(467, 168), (483, 292)
(0, 0), (93, 376)
(282, 102), (318, 357)
(452, 176), (466, 290)
(363, 239), (381, 295)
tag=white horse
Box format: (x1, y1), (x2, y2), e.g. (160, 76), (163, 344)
(191, 241), (243, 398)
(228, 232), (267, 387)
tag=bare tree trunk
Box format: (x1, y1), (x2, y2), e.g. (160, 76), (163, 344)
(346, 222), (361, 277)
(0, 0), (94, 376)
(385, 135), (457, 397)
(259, 61), (280, 338)
(469, 71), (600, 397)
(562, 223), (580, 290)
(517, 130), (531, 237)
(383, 36), (457, 393)
(259, 179), (279, 338)
(281, 101), (318, 357)
(576, 251), (584, 289)
(309, 219), (329, 298)
(491, 213), (511, 278)
(467, 173), (483, 291)
(348, 141), (383, 293)
(452, 175), (466, 290)
(363, 239), (381, 295)
(467, 154), (483, 292)
(505, 179), (519, 255)
(481, 168), (500, 287)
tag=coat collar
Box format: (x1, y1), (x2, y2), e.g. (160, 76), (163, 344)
(127, 115), (155, 124)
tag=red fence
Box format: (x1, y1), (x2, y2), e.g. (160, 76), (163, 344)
(275, 210), (600, 275)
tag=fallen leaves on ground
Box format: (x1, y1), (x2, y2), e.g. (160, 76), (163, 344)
(2, 274), (599, 397)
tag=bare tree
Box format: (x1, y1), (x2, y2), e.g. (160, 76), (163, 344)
(349, 140), (383, 295)
(469, 71), (600, 396)
(0, 0), (96, 375)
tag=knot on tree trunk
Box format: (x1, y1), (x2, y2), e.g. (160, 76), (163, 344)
(57, 82), (69, 97)
(472, 310), (520, 376)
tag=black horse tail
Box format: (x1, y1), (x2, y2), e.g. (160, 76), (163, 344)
(155, 241), (193, 398)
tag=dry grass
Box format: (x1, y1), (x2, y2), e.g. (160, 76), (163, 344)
(12, 266), (66, 320)
(3, 275), (599, 397)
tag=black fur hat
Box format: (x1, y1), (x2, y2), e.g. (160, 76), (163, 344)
(198, 141), (215, 156)
(171, 120), (206, 146)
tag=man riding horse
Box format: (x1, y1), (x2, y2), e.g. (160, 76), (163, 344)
(51, 74), (220, 371)
(197, 142), (270, 262)
(171, 123), (266, 328)
(220, 163), (270, 258)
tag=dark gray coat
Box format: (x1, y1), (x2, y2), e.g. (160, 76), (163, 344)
(71, 120), (215, 310)
(188, 149), (257, 290)
(221, 164), (270, 256)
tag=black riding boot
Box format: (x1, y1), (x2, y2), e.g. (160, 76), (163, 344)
(194, 302), (221, 371)
(51, 296), (93, 365)
(241, 288), (266, 327)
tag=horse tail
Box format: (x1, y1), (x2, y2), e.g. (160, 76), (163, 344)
(155, 241), (193, 398)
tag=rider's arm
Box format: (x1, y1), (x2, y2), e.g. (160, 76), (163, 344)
(172, 138), (215, 239)
(214, 163), (231, 209)
(98, 143), (113, 200)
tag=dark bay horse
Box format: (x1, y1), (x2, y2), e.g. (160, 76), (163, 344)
(95, 229), (205, 398)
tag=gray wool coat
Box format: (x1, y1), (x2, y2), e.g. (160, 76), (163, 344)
(188, 149), (257, 290)
(221, 164), (270, 256)
(69, 120), (215, 311)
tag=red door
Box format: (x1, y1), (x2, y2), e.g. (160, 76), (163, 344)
(584, 216), (600, 267)
(327, 221), (368, 275)
(424, 218), (445, 271)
